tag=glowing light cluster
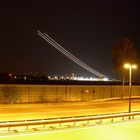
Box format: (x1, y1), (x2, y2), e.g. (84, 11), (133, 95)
(75, 77), (109, 81)
(124, 63), (137, 69)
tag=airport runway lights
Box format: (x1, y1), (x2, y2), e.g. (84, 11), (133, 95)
(124, 63), (137, 114)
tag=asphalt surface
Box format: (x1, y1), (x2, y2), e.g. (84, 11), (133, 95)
(0, 100), (140, 139)
(0, 99), (140, 121)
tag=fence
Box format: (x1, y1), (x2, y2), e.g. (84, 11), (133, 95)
(0, 84), (140, 103)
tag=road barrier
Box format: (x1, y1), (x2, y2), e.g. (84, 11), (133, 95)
(0, 111), (140, 132)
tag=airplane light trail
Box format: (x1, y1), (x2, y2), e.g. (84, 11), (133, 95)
(37, 30), (106, 78)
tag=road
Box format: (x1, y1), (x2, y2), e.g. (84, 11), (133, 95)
(0, 100), (140, 139)
(0, 99), (140, 121)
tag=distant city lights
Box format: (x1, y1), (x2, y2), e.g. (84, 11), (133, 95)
(75, 77), (109, 81)
(48, 75), (109, 81)
(0, 73), (110, 82)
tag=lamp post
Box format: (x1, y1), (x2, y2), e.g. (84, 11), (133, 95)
(124, 63), (137, 114)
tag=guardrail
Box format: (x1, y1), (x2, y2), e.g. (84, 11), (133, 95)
(1, 111), (140, 132)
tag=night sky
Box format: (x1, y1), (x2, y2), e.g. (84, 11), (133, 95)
(0, 0), (140, 79)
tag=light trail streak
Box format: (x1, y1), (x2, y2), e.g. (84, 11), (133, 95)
(43, 32), (104, 77)
(37, 30), (106, 77)
(43, 33), (98, 75)
(38, 31), (100, 77)
(37, 31), (89, 71)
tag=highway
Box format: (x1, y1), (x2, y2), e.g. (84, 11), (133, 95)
(0, 100), (140, 139)
(0, 99), (140, 121)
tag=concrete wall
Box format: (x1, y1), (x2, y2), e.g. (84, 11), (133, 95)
(0, 84), (140, 103)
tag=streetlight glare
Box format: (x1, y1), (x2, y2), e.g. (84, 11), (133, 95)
(124, 63), (131, 69)
(132, 65), (137, 69)
(124, 63), (137, 69)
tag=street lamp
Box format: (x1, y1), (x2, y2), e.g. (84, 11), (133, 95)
(124, 63), (137, 114)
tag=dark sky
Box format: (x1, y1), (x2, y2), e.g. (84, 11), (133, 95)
(0, 0), (140, 79)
